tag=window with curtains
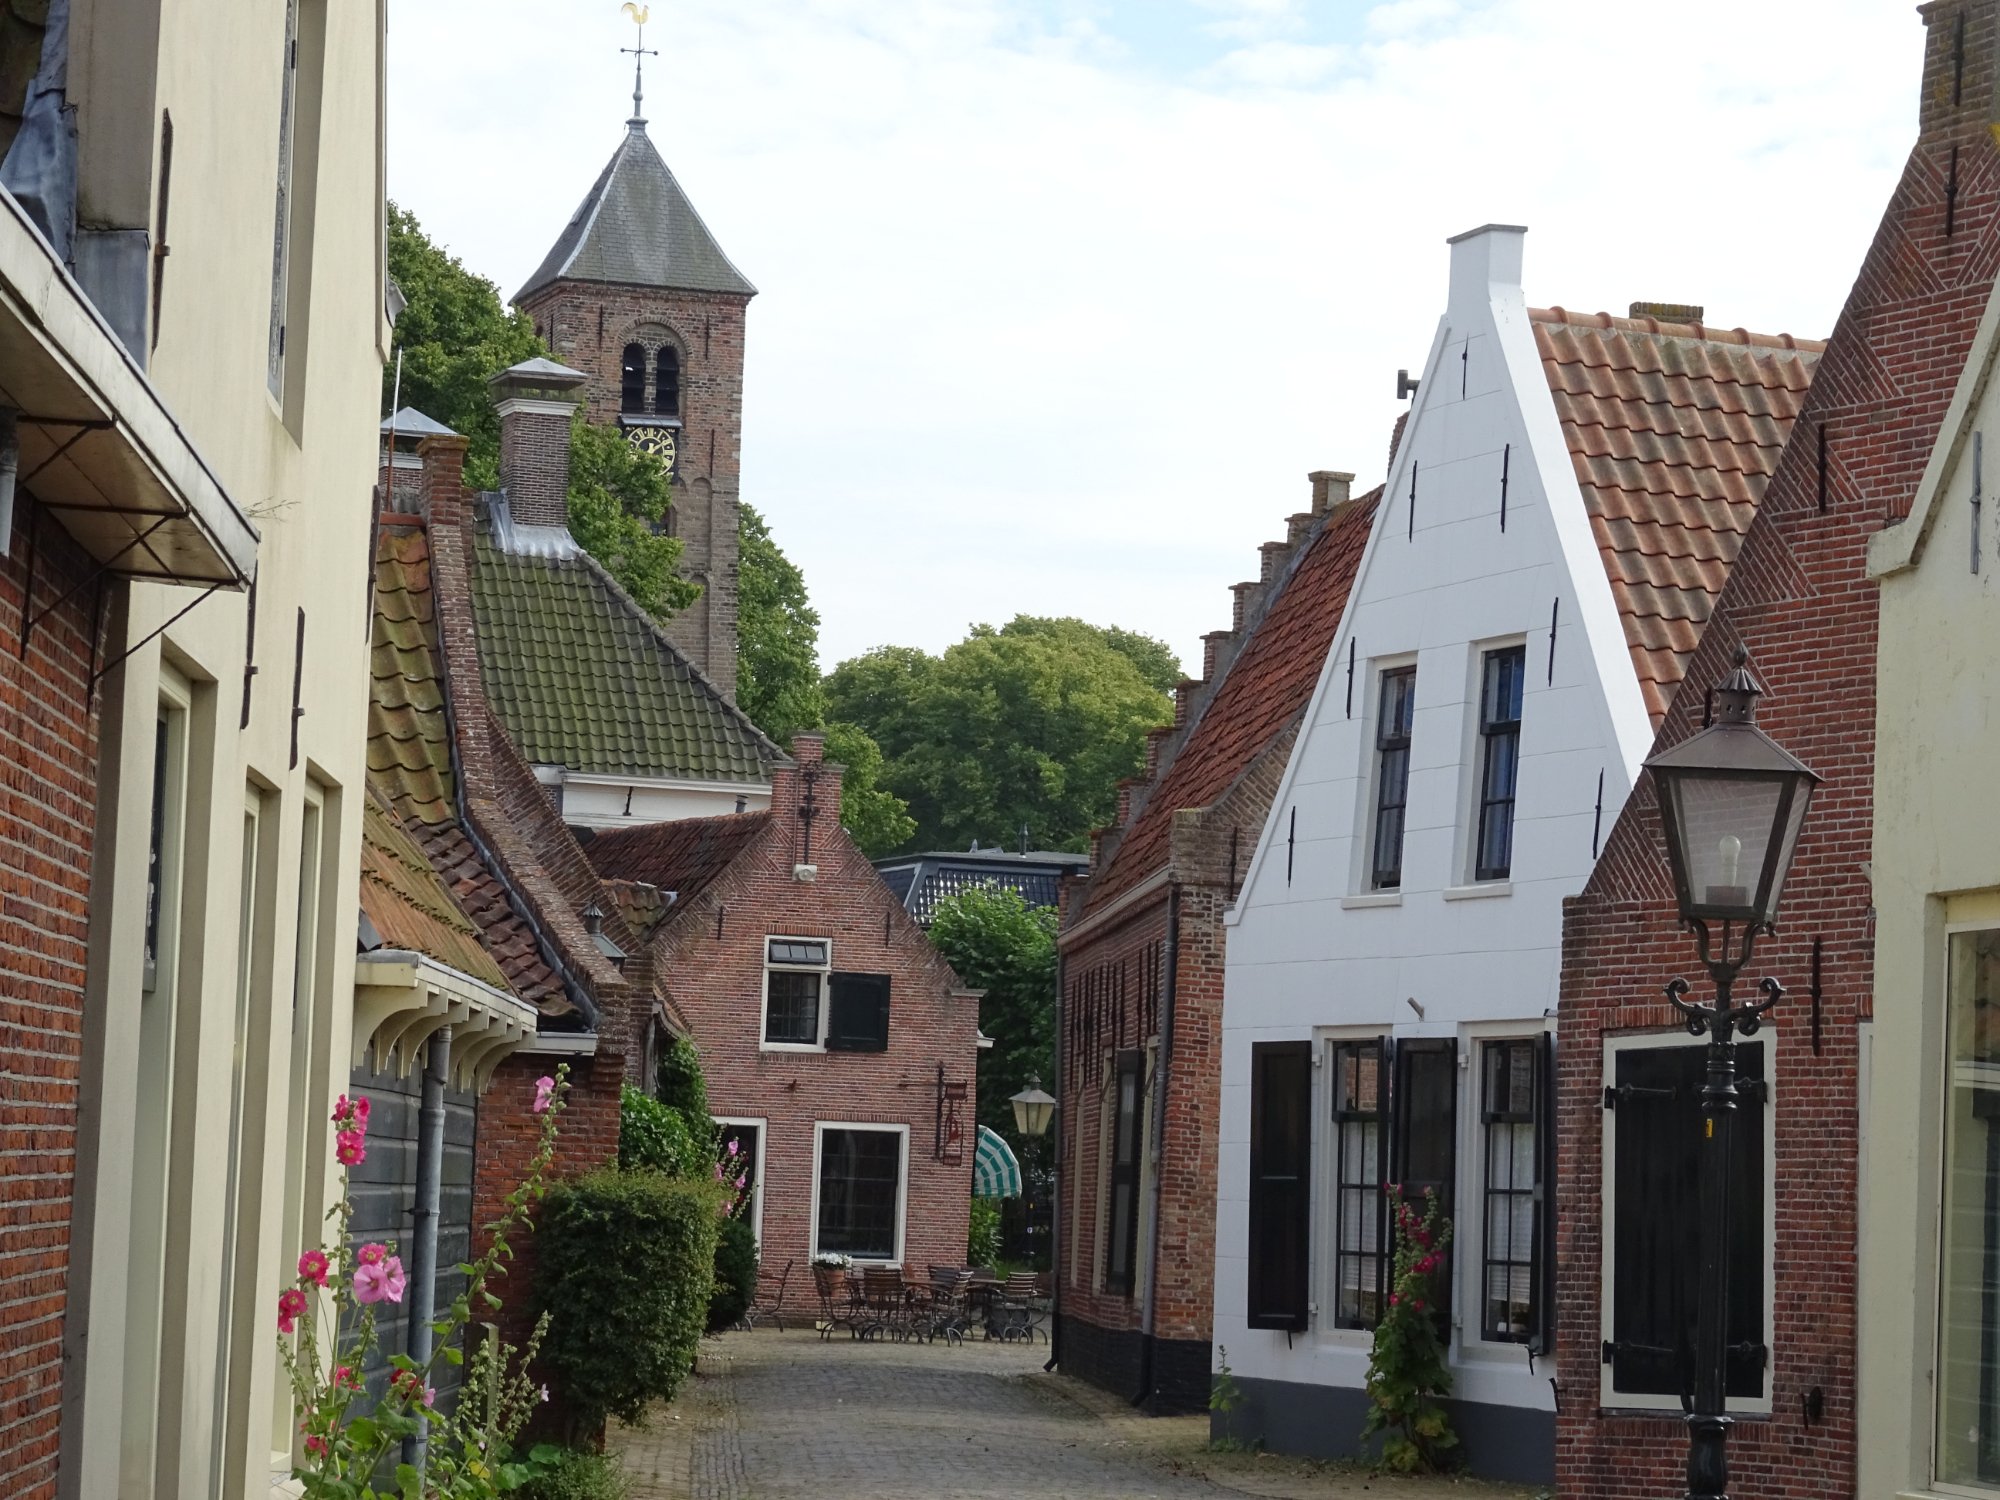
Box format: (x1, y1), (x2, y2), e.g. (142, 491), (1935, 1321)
(620, 343), (647, 413)
(1371, 667), (1417, 889)
(1605, 1038), (1767, 1404)
(1330, 1039), (1388, 1329)
(816, 1126), (904, 1261)
(1480, 1039), (1540, 1342)
(1474, 646), (1526, 881)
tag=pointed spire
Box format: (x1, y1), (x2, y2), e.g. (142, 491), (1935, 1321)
(619, 3), (658, 127)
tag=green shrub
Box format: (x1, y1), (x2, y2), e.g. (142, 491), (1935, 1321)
(1361, 1186), (1459, 1472)
(535, 1167), (722, 1432)
(655, 1035), (713, 1124)
(618, 1084), (704, 1177)
(968, 1196), (1002, 1265)
(708, 1214), (758, 1332)
(513, 1442), (632, 1500)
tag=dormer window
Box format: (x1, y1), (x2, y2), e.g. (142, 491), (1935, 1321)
(620, 343), (646, 413)
(655, 347), (680, 418)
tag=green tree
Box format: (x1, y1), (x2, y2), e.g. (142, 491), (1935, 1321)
(567, 415), (700, 619)
(926, 886), (1058, 1136)
(384, 203), (544, 489)
(1000, 616), (1185, 696)
(823, 720), (916, 857)
(823, 618), (1175, 853)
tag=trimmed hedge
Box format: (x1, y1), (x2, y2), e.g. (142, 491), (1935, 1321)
(535, 1167), (722, 1431)
(618, 1084), (705, 1177)
(708, 1214), (757, 1332)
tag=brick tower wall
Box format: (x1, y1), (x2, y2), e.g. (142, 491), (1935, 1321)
(520, 283), (747, 701)
(1553, 6), (2000, 1497)
(0, 507), (103, 1499)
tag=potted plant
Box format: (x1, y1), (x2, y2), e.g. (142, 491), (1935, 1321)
(811, 1251), (852, 1300)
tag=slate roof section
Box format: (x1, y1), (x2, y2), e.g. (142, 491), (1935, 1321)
(1531, 307), (1824, 724)
(585, 812), (773, 920)
(873, 850), (1088, 927)
(467, 505), (781, 784)
(369, 524), (573, 1016)
(358, 793), (513, 993)
(515, 122), (756, 304)
(1081, 490), (1381, 916)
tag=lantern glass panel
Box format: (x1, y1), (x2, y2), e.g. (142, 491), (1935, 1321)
(1661, 771), (1786, 920)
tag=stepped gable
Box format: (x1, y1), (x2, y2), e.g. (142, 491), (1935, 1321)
(468, 504), (782, 783)
(1531, 306), (1824, 723)
(358, 792), (514, 994)
(1081, 477), (1380, 915)
(586, 810), (774, 925)
(515, 120), (756, 303)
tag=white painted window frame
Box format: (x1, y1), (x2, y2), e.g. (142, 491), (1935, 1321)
(714, 1115), (768, 1253)
(1314, 1024), (1390, 1348)
(1351, 652), (1420, 897)
(1450, 634), (1528, 891)
(808, 1121), (909, 1266)
(761, 935), (832, 1052)
(1458, 1020), (1552, 1361)
(1599, 1028), (1776, 1414)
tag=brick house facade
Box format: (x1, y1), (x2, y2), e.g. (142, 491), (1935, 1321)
(0, 514), (104, 1492)
(1552, 6), (2000, 1496)
(588, 734), (983, 1311)
(1056, 473), (1377, 1412)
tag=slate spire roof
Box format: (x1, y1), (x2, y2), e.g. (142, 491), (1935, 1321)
(515, 121), (756, 303)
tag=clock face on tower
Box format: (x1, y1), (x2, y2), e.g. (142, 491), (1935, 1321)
(623, 422), (678, 473)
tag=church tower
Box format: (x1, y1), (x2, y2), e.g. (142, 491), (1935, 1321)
(514, 75), (755, 699)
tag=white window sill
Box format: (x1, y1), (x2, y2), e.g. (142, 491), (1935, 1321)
(761, 1041), (826, 1054)
(1340, 892), (1402, 910)
(1443, 881), (1512, 901)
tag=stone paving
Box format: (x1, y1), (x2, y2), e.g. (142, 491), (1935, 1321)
(610, 1330), (1539, 1500)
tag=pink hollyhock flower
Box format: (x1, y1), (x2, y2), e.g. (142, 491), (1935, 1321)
(352, 1096), (370, 1126)
(335, 1130), (366, 1166)
(533, 1075), (557, 1114)
(1388, 1293), (1400, 1307)
(277, 1288), (308, 1334)
(334, 1366), (355, 1389)
(331, 1094), (351, 1124)
(381, 1254), (408, 1303)
(1412, 1298), (1426, 1312)
(353, 1257), (405, 1305)
(727, 1137), (741, 1157)
(422, 1385), (436, 1408)
(356, 1242), (386, 1268)
(735, 1174), (748, 1191)
(298, 1249), (330, 1286)
(303, 1433), (328, 1458)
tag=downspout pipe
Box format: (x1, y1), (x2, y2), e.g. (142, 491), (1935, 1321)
(403, 1026), (451, 1475)
(1045, 944), (1064, 1374)
(1135, 884), (1181, 1409)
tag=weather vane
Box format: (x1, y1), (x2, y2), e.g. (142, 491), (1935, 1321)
(620, 3), (656, 124)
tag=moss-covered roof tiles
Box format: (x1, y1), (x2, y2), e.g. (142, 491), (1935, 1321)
(359, 794), (514, 993)
(468, 517), (779, 784)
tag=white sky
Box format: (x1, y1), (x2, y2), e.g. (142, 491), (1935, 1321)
(388, 0), (1917, 676)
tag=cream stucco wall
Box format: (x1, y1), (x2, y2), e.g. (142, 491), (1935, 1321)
(56, 2), (386, 1497)
(1861, 275), (2000, 1499)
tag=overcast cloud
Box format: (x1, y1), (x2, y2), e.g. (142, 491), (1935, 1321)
(388, 1), (1915, 674)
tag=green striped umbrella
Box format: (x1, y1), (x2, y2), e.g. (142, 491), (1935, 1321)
(973, 1125), (1022, 1198)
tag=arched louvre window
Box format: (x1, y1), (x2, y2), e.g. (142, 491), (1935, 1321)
(655, 347), (681, 418)
(620, 343), (646, 413)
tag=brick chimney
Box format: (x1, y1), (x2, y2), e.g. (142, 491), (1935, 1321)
(771, 734), (843, 876)
(489, 357), (589, 528)
(381, 407), (458, 514)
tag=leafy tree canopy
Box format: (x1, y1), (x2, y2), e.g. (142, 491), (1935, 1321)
(823, 617), (1176, 854)
(568, 415), (701, 619)
(998, 615), (1185, 696)
(926, 886), (1058, 1137)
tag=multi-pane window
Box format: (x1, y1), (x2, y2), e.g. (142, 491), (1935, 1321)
(817, 1126), (903, 1261)
(620, 343), (647, 413)
(763, 938), (830, 1046)
(1474, 647), (1526, 881)
(1105, 1050), (1144, 1294)
(655, 347), (681, 417)
(1938, 929), (2000, 1486)
(267, 0), (300, 395)
(1480, 1040), (1539, 1342)
(1331, 1040), (1388, 1329)
(1372, 667), (1417, 889)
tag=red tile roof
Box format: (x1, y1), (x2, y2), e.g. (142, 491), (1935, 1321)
(1531, 308), (1824, 723)
(585, 811), (773, 922)
(1080, 491), (1379, 914)
(358, 792), (514, 993)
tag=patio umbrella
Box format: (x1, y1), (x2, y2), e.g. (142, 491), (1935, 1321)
(972, 1125), (1022, 1198)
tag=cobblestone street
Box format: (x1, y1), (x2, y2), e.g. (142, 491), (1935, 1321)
(610, 1330), (1538, 1500)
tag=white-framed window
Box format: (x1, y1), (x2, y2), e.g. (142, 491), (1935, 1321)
(762, 936), (831, 1050)
(1327, 1035), (1388, 1331)
(810, 1123), (908, 1264)
(715, 1116), (767, 1252)
(1472, 1035), (1547, 1347)
(1935, 925), (2000, 1490)
(1368, 662), (1418, 891)
(1471, 645), (1526, 883)
(1600, 1030), (1773, 1412)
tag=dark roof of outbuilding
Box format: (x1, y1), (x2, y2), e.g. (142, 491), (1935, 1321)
(515, 122), (756, 303)
(586, 811), (773, 921)
(872, 851), (1085, 927)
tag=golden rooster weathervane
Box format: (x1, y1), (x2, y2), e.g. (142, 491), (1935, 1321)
(620, 3), (657, 124)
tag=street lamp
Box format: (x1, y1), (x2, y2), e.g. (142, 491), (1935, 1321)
(1010, 1075), (1056, 1138)
(1642, 650), (1819, 1500)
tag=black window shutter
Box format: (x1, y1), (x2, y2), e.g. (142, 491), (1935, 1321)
(1247, 1040), (1312, 1331)
(1608, 1041), (1766, 1399)
(1530, 1031), (1557, 1356)
(1106, 1049), (1144, 1294)
(826, 973), (891, 1052)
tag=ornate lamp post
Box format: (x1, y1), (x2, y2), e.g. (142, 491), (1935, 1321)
(1009, 1076), (1056, 1139)
(1642, 651), (1819, 1500)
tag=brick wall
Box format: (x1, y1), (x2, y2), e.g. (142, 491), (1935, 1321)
(654, 736), (980, 1313)
(1553, 6), (2000, 1496)
(0, 506), (103, 1499)
(519, 283), (747, 699)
